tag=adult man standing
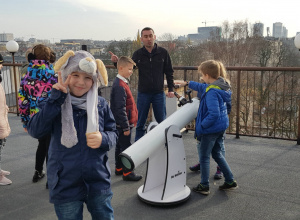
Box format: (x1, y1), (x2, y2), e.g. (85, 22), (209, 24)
(109, 27), (175, 141)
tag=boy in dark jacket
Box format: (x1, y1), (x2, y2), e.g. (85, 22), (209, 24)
(110, 56), (142, 181)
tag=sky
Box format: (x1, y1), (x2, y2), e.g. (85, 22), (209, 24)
(2, 0), (299, 43)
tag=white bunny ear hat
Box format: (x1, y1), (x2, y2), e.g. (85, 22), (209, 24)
(54, 50), (108, 148)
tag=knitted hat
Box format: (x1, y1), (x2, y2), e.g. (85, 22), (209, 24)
(54, 50), (108, 148)
(0, 54), (3, 64)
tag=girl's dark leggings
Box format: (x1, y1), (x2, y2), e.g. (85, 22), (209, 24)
(35, 134), (51, 172)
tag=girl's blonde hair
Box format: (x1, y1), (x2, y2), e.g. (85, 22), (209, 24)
(218, 61), (230, 85)
(198, 60), (230, 85)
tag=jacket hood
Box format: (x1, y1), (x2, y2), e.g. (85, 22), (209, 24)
(206, 79), (231, 103)
(211, 77), (231, 91)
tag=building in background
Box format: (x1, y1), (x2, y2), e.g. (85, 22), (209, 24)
(187, 26), (221, 43)
(282, 26), (288, 38)
(0, 33), (14, 42)
(273, 22), (282, 38)
(273, 22), (288, 38)
(253, 23), (264, 37)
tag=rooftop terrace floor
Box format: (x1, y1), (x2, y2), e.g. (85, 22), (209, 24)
(1, 114), (300, 220)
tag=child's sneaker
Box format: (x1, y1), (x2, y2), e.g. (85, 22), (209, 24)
(122, 172), (142, 181)
(192, 184), (210, 195)
(219, 180), (238, 190)
(0, 174), (12, 185)
(189, 163), (200, 172)
(1, 170), (10, 176)
(214, 167), (223, 180)
(32, 170), (45, 183)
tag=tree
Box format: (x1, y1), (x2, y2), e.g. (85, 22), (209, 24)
(132, 29), (142, 54)
(203, 20), (257, 66)
(157, 33), (182, 65)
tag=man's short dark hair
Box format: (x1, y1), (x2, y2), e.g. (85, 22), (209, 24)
(141, 27), (154, 37)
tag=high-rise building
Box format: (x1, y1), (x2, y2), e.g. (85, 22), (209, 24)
(253, 23), (264, 37)
(282, 27), (288, 38)
(273, 22), (288, 38)
(273, 22), (282, 38)
(0, 33), (14, 42)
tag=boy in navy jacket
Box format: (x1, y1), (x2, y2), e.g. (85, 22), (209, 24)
(110, 56), (142, 181)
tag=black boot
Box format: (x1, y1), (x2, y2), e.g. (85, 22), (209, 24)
(32, 170), (45, 183)
(122, 172), (142, 181)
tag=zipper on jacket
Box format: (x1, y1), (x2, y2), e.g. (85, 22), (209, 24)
(150, 57), (153, 88)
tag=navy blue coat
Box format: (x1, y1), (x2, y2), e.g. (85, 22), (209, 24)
(27, 89), (118, 204)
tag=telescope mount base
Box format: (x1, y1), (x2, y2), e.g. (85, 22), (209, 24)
(137, 124), (191, 206)
(137, 185), (190, 206)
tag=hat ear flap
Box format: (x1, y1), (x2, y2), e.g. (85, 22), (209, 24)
(96, 59), (108, 86)
(27, 53), (36, 62)
(54, 50), (75, 72)
(50, 51), (56, 63)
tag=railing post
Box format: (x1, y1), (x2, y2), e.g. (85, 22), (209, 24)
(236, 70), (241, 139)
(12, 54), (19, 116)
(183, 69), (187, 93)
(297, 98), (300, 145)
(183, 69), (187, 81)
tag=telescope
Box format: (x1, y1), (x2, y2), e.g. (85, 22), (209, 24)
(119, 95), (200, 206)
(174, 92), (188, 107)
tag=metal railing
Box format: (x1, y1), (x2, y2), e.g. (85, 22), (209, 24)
(2, 63), (300, 144)
(177, 66), (300, 144)
(1, 63), (23, 115)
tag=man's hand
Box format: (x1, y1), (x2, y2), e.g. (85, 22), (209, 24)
(86, 131), (102, 149)
(108, 51), (119, 63)
(166, 91), (175, 98)
(52, 71), (71, 94)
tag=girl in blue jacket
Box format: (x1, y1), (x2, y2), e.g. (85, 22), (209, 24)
(27, 50), (117, 219)
(189, 62), (232, 180)
(180, 60), (237, 195)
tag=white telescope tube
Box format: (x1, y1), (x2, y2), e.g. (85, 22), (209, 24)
(120, 98), (200, 171)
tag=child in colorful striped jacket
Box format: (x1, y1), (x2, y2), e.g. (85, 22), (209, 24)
(18, 44), (57, 185)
